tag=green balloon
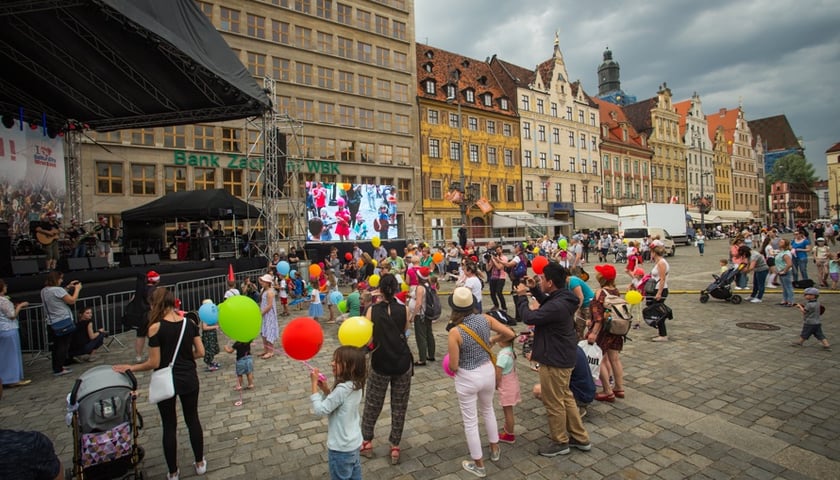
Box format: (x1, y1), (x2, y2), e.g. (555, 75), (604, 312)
(218, 295), (262, 342)
(338, 300), (348, 313)
(558, 238), (568, 250)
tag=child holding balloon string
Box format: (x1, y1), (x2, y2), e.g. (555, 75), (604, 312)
(308, 284), (324, 322)
(309, 346), (367, 480)
(199, 299), (221, 372)
(224, 339), (255, 390)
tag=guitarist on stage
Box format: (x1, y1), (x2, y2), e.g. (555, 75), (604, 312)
(66, 218), (89, 258)
(35, 211), (61, 271)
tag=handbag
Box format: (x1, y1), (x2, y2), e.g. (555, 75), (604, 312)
(644, 278), (658, 296)
(49, 317), (77, 336)
(148, 319), (188, 404)
(578, 340), (602, 381)
(457, 323), (496, 365)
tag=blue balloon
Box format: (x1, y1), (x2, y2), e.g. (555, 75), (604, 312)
(198, 303), (219, 326)
(329, 291), (343, 305)
(289, 269), (297, 279)
(276, 261), (290, 276)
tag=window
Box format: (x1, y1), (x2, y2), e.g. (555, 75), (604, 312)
(553, 127), (560, 144)
(194, 168), (216, 190)
(506, 185), (515, 202)
(395, 146), (409, 165)
(375, 14), (388, 35)
(465, 90), (474, 103)
(427, 109), (439, 124)
(319, 102), (335, 123)
(317, 32), (332, 53)
(504, 149), (513, 166)
(130, 164), (155, 195)
(316, 0), (332, 18)
(163, 126), (185, 148)
(449, 112), (459, 128)
(523, 150), (532, 168)
(194, 126), (214, 150)
(164, 166), (186, 193)
(486, 120), (495, 134)
(319, 138), (336, 159)
(469, 144), (479, 163)
(566, 106), (573, 120)
(592, 159), (598, 176)
(539, 152), (547, 169)
(220, 7), (240, 32)
(337, 3), (351, 24)
(538, 125), (546, 142)
(525, 180), (533, 201)
(392, 20), (406, 40)
(429, 139), (440, 158)
(568, 131), (575, 147)
(483, 94), (492, 107)
(591, 136), (597, 151)
(424, 80), (435, 95)
(377, 145), (392, 164)
(221, 128), (240, 152)
(500, 98), (508, 110)
(272, 20), (289, 44)
(377, 79), (391, 99)
(490, 184), (499, 202)
(246, 14), (265, 38)
(357, 42), (372, 62)
(96, 162), (123, 194)
(487, 146), (497, 165)
(221, 169), (243, 196)
(570, 184), (577, 202)
(450, 141), (461, 161)
(503, 124), (512, 137)
(523, 122), (531, 139)
(358, 142), (373, 162)
(580, 133), (586, 149)
(398, 178), (410, 200)
(577, 110), (585, 123)
(551, 102), (558, 117)
(569, 157), (576, 172)
(445, 85), (455, 99)
(521, 95), (530, 111)
(340, 140), (355, 161)
(430, 181), (442, 199)
(131, 128), (154, 146)
(98, 131), (121, 143)
(581, 159), (587, 174)
(376, 111), (391, 131)
(394, 83), (408, 102)
(294, 0), (311, 13)
(590, 112), (596, 126)
(376, 47), (390, 67)
(277, 96), (291, 115)
(394, 114), (409, 134)
(317, 67), (334, 89)
(553, 154), (561, 170)
(339, 105), (354, 126)
(393, 51), (407, 71)
(338, 71), (353, 93)
(295, 26), (312, 49)
(337, 37), (353, 59)
(196, 1), (212, 20)
(296, 99), (314, 121)
(358, 75), (373, 96)
(356, 9), (371, 29)
(272, 57), (290, 81)
(296, 62), (313, 85)
(246, 52), (266, 76)
(540, 181), (548, 200)
(555, 184), (562, 201)
(468, 117), (478, 131)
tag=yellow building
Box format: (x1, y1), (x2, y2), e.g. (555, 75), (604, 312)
(707, 105), (761, 217)
(416, 44), (521, 242)
(711, 126), (733, 211)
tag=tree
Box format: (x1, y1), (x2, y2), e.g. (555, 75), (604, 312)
(766, 153), (817, 185)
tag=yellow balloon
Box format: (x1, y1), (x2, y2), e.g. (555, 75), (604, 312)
(338, 316), (373, 347)
(625, 290), (643, 305)
(372, 259), (378, 267)
(371, 236), (381, 248)
(368, 274), (381, 287)
(401, 282), (409, 292)
(533, 247), (540, 255)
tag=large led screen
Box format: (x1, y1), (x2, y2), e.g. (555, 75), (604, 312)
(305, 182), (398, 241)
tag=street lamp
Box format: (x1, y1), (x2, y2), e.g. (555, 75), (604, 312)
(692, 130), (709, 235)
(446, 70), (467, 227)
(832, 173), (840, 225)
(787, 200), (796, 231)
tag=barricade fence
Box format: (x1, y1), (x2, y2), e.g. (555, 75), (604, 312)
(18, 269), (265, 356)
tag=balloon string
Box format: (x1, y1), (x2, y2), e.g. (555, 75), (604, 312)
(301, 359), (328, 383)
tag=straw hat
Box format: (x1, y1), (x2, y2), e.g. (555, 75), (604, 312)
(448, 286), (476, 313)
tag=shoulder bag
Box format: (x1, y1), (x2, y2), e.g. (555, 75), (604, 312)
(457, 323), (496, 365)
(148, 319), (188, 404)
(41, 288), (76, 336)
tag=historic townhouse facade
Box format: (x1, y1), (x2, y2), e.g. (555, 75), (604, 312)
(81, 0), (419, 240)
(707, 106), (761, 217)
(489, 36), (601, 229)
(711, 126), (733, 211)
(591, 98), (654, 214)
(625, 84), (687, 204)
(674, 93), (715, 211)
(416, 44), (521, 241)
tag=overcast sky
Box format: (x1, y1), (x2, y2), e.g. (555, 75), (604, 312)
(415, 0), (840, 178)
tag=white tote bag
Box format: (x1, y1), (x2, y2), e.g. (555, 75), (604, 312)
(577, 340), (603, 381)
(148, 320), (187, 404)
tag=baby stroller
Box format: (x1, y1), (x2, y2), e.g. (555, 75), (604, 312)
(67, 365), (144, 479)
(699, 264), (744, 304)
(612, 242), (628, 263)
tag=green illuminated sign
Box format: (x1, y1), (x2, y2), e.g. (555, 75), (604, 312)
(172, 152), (340, 174)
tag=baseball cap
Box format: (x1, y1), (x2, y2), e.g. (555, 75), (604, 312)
(804, 287), (820, 296)
(146, 270), (160, 283)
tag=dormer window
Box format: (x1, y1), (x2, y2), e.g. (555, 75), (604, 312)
(423, 63), (432, 73)
(499, 98), (509, 110)
(465, 89), (475, 103)
(424, 80), (435, 95)
(445, 84), (456, 99)
(477, 76), (488, 86)
(482, 93), (492, 107)
(425, 50), (433, 59)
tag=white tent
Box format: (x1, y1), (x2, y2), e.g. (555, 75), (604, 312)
(688, 211), (722, 224)
(492, 211), (569, 229)
(574, 210), (619, 230)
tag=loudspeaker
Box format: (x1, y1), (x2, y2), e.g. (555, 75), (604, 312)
(144, 253), (160, 265)
(11, 259), (39, 275)
(89, 257), (109, 269)
(263, 129), (287, 195)
(0, 236), (11, 276)
(67, 257), (89, 271)
(129, 254), (145, 267)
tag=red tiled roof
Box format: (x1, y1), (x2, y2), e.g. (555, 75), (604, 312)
(623, 97), (657, 135)
(827, 142), (840, 154)
(747, 115), (800, 152)
(706, 107), (741, 155)
(591, 97), (652, 151)
(416, 44), (514, 117)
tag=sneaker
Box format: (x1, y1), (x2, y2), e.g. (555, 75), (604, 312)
(538, 441), (570, 457)
(490, 445), (501, 462)
(498, 432), (516, 444)
(211, 362), (221, 368)
(734, 286), (744, 290)
(206, 365), (219, 372)
(194, 458), (207, 475)
(790, 342), (803, 347)
(569, 437), (592, 451)
(461, 460), (486, 478)
(750, 298), (762, 303)
(135, 356), (143, 363)
(651, 336), (669, 342)
(578, 406), (588, 418)
(53, 368), (72, 376)
(167, 469), (180, 480)
(746, 297), (755, 301)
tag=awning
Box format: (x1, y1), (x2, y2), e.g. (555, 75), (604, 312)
(574, 211), (619, 230)
(709, 210), (754, 223)
(687, 212), (722, 224)
(492, 211), (570, 229)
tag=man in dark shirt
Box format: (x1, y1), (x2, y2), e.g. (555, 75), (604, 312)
(175, 223), (190, 261)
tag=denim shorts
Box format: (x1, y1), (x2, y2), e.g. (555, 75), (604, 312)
(236, 356), (253, 376)
(800, 324), (826, 341)
(328, 449), (361, 480)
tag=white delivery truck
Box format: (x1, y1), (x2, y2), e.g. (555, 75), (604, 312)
(618, 203), (690, 247)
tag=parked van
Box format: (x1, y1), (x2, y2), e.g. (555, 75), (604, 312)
(622, 227), (675, 256)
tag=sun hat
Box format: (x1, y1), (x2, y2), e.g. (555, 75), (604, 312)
(448, 286), (476, 313)
(594, 264), (617, 281)
(817, 237), (825, 242)
(146, 270), (160, 283)
(259, 273), (274, 284)
(632, 267), (645, 276)
(804, 287), (820, 296)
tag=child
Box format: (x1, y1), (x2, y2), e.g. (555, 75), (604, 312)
(223, 279), (240, 299)
(200, 299), (220, 372)
(628, 267), (647, 329)
(494, 335), (521, 444)
(224, 340), (254, 390)
(719, 259), (729, 275)
(308, 285), (324, 321)
(278, 275), (290, 316)
(791, 288), (831, 350)
(293, 272), (305, 310)
(309, 346), (367, 480)
(829, 252), (840, 290)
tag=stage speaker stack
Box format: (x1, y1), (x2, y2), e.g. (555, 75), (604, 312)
(67, 257), (89, 271)
(0, 221), (10, 276)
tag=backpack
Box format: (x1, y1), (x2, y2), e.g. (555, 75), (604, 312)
(602, 291), (633, 336)
(512, 253), (528, 279)
(423, 284), (442, 321)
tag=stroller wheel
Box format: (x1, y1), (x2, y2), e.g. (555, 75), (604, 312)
(699, 294), (709, 303)
(731, 295), (743, 304)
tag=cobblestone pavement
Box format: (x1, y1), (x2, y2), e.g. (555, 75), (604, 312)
(2, 239), (838, 479)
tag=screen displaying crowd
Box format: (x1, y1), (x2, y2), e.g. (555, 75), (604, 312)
(305, 181), (398, 242)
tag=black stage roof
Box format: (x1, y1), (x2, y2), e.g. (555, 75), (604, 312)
(0, 0), (270, 133)
(122, 189), (262, 223)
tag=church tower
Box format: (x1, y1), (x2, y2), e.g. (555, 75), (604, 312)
(598, 47), (621, 95)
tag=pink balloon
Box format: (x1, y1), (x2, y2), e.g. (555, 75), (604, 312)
(442, 353), (455, 377)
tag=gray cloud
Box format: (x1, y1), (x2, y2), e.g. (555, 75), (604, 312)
(416, 0), (840, 177)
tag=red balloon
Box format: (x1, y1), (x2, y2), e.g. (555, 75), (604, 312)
(531, 255), (549, 275)
(281, 317), (324, 361)
(344, 252), (352, 261)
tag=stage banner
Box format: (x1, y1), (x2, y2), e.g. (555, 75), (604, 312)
(305, 181), (398, 242)
(0, 120), (67, 237)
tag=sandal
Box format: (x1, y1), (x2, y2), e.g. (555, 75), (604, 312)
(390, 445), (400, 465)
(413, 361), (427, 367)
(360, 440), (373, 458)
(595, 392), (615, 403)
(260, 353), (274, 359)
(233, 385), (243, 391)
(613, 389), (625, 399)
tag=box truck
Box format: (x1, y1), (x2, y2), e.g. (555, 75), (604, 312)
(618, 203), (690, 246)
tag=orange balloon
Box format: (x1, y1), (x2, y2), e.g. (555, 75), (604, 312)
(309, 264), (322, 277)
(432, 252), (444, 264)
(358, 259), (364, 267)
(531, 255), (549, 275)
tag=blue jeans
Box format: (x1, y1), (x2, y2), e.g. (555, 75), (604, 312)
(328, 449), (362, 480)
(793, 257), (809, 282)
(751, 270), (768, 300)
(779, 273), (794, 304)
(697, 243), (705, 255)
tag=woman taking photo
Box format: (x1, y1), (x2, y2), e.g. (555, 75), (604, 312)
(775, 238), (795, 306)
(361, 273), (412, 466)
(258, 273), (279, 359)
(41, 271), (82, 376)
(447, 286), (515, 477)
(114, 288), (206, 480)
(648, 245), (671, 342)
(0, 280), (30, 387)
(588, 265), (625, 402)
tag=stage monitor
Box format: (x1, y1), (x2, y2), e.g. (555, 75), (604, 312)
(305, 181), (397, 242)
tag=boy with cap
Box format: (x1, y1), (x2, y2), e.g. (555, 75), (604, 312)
(791, 288), (831, 350)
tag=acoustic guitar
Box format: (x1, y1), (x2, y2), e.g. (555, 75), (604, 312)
(36, 228), (61, 246)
